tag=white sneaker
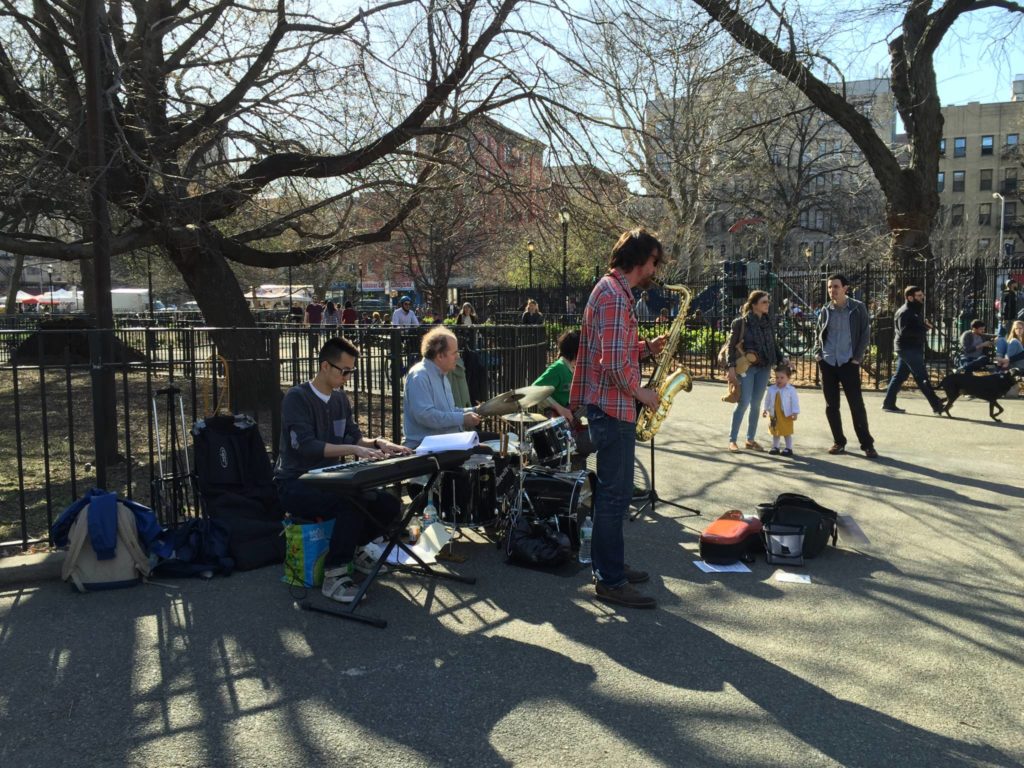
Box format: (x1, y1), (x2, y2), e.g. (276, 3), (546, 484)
(353, 541), (388, 575)
(321, 568), (361, 604)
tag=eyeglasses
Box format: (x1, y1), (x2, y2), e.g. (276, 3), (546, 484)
(327, 361), (357, 376)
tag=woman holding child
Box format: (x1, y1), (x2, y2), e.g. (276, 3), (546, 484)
(726, 290), (783, 453)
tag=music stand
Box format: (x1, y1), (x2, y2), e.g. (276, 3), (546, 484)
(631, 435), (700, 521)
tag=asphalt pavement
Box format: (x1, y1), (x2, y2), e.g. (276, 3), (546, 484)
(1, 381), (1022, 767)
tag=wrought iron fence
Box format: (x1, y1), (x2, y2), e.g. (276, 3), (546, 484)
(0, 323), (547, 551)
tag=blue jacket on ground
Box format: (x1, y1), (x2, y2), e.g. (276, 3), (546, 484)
(51, 488), (171, 559)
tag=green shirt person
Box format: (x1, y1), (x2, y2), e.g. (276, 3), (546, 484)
(532, 329), (580, 423)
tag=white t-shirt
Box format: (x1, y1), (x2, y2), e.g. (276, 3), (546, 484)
(391, 307), (420, 326)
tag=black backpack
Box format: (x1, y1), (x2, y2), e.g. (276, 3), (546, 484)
(152, 516), (234, 578)
(757, 493), (838, 559)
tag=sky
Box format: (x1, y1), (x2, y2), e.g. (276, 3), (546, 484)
(817, 4), (1024, 106)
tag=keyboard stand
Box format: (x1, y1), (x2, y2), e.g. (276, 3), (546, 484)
(295, 464), (476, 629)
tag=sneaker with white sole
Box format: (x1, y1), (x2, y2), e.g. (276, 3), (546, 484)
(353, 541), (389, 575)
(322, 568), (362, 604)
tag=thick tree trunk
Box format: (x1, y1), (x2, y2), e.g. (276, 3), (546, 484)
(165, 236), (281, 416)
(4, 253), (24, 314)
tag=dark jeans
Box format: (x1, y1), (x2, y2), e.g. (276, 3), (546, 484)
(276, 479), (401, 568)
(883, 347), (944, 412)
(818, 361), (875, 451)
(956, 355), (990, 373)
(586, 405), (635, 588)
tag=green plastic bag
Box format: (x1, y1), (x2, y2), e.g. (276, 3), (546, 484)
(281, 518), (336, 587)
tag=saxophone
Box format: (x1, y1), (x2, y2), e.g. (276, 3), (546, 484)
(635, 281), (693, 442)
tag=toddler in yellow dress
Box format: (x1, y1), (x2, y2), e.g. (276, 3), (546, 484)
(762, 364), (800, 456)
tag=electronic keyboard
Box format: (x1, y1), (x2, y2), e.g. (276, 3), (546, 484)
(299, 450), (472, 492)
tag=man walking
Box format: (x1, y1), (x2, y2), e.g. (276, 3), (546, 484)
(812, 274), (878, 458)
(882, 286), (945, 415)
(570, 228), (666, 609)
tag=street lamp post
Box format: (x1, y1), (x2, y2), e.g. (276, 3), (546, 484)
(46, 266), (53, 314)
(527, 240), (534, 290)
(146, 251), (154, 321)
(994, 192), (1005, 329)
(558, 207), (570, 307)
(804, 246), (813, 305)
(287, 265), (293, 315)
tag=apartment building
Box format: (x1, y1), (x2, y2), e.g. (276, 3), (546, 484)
(935, 76), (1023, 263)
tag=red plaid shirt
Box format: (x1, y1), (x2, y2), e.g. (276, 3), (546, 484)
(570, 269), (646, 422)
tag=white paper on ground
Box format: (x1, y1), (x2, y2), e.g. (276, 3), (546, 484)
(415, 431), (479, 454)
(386, 522), (451, 564)
(773, 569), (812, 584)
(837, 514), (871, 545)
(694, 560), (751, 573)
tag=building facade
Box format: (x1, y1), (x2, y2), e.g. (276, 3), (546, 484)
(935, 77), (1023, 265)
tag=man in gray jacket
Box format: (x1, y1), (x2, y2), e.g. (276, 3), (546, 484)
(275, 337), (410, 604)
(812, 274), (878, 458)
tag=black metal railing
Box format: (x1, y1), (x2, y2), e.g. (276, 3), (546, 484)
(0, 324), (547, 551)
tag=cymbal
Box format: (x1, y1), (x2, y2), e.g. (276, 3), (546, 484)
(501, 412), (548, 426)
(512, 385), (554, 409)
(475, 390), (525, 417)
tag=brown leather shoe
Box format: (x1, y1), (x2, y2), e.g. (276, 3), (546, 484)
(744, 440), (765, 451)
(863, 447), (879, 459)
(595, 582), (656, 609)
(828, 443), (846, 455)
(623, 564), (649, 584)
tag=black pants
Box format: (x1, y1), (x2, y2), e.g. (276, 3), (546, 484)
(818, 361), (875, 451)
(276, 480), (401, 568)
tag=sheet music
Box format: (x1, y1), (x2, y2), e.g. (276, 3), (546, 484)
(415, 431), (479, 455)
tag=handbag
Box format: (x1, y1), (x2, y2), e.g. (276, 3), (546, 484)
(721, 379), (740, 403)
(718, 316), (759, 373)
(281, 517), (336, 587)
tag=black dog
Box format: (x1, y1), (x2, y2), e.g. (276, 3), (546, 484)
(938, 371), (1021, 421)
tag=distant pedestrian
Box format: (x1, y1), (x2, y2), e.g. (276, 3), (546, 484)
(635, 291), (653, 321)
(812, 274), (877, 458)
(341, 301), (359, 326)
(304, 297), (323, 326)
(322, 300), (340, 327)
(455, 302), (477, 326)
(521, 299), (543, 325)
(391, 296), (419, 326)
(882, 285), (945, 416)
(1000, 279), (1019, 337)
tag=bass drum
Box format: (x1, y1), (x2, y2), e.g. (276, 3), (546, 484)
(520, 467), (596, 549)
(436, 455), (498, 528)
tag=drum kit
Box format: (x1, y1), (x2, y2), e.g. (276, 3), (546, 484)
(432, 385), (595, 548)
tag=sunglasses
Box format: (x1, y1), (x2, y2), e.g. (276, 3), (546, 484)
(327, 361), (357, 376)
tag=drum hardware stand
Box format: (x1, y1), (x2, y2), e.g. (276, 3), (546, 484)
(436, 479), (468, 563)
(631, 436), (700, 521)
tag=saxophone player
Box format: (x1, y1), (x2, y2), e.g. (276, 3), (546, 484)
(569, 227), (667, 610)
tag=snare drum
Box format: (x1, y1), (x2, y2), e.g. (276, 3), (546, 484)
(437, 455), (498, 527)
(526, 417), (575, 468)
(520, 467), (596, 547)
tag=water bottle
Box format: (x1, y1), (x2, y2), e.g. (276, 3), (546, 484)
(422, 498), (437, 528)
(578, 516), (593, 564)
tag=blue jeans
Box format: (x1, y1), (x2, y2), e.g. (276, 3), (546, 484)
(883, 347), (944, 411)
(586, 406), (635, 588)
(729, 365), (771, 443)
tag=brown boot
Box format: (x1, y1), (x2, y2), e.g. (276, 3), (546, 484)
(595, 582), (656, 609)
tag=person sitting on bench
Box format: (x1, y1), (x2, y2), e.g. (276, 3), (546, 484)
(957, 319), (995, 373)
